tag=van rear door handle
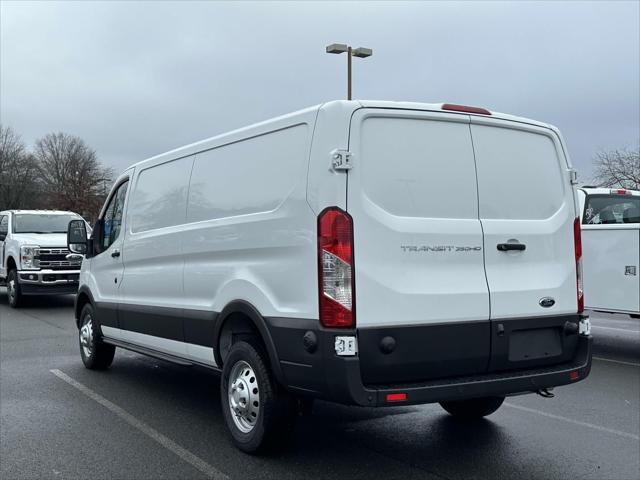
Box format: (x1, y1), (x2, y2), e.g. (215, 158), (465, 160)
(111, 249), (121, 258)
(497, 243), (526, 252)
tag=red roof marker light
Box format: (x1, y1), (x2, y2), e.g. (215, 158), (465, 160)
(442, 103), (492, 115)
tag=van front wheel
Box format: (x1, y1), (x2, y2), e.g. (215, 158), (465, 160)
(221, 340), (295, 453)
(79, 304), (116, 370)
(440, 396), (505, 419)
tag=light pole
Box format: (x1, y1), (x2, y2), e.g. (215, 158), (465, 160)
(326, 43), (372, 100)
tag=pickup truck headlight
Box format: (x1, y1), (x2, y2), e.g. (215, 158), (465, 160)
(20, 245), (40, 270)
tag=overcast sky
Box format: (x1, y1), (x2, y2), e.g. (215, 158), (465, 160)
(1, 1), (639, 181)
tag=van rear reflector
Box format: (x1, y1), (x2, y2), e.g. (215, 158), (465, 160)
(442, 103), (491, 115)
(386, 393), (407, 402)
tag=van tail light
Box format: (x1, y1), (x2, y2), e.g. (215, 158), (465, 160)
(318, 207), (355, 328)
(573, 217), (584, 314)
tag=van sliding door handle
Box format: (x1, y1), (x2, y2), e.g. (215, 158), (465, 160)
(497, 243), (526, 252)
(111, 249), (121, 258)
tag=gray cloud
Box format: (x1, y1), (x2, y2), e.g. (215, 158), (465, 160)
(1, 1), (638, 181)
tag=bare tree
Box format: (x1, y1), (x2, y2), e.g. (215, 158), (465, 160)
(33, 132), (113, 221)
(0, 125), (40, 209)
(592, 147), (640, 190)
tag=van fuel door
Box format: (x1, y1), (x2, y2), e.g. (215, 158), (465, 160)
(331, 149), (352, 171)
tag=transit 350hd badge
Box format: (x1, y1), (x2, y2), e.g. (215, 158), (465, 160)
(400, 245), (483, 253)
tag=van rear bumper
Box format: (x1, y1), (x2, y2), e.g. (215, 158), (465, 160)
(265, 317), (592, 407)
(333, 335), (591, 406)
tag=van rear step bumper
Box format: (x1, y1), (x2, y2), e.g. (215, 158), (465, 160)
(363, 336), (591, 405)
(266, 318), (592, 407)
(322, 335), (591, 407)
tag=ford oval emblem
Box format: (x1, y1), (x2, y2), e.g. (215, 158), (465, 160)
(539, 297), (555, 308)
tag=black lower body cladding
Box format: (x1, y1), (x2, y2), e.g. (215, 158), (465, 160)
(83, 300), (592, 407)
(265, 315), (592, 407)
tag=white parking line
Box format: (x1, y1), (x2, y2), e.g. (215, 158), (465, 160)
(50, 369), (228, 480)
(593, 356), (640, 367)
(504, 402), (640, 441)
(591, 325), (640, 334)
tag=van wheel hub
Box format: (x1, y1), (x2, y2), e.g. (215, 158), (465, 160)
(228, 360), (260, 433)
(80, 317), (94, 358)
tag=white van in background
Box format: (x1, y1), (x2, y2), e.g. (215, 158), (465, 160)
(66, 100), (592, 453)
(578, 187), (640, 318)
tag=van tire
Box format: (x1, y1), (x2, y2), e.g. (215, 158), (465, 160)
(78, 303), (116, 370)
(439, 396), (505, 419)
(221, 340), (295, 454)
(7, 270), (23, 308)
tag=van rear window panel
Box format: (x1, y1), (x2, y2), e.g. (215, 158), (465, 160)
(583, 194), (640, 225)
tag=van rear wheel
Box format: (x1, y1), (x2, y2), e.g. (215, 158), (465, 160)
(221, 340), (295, 453)
(440, 396), (505, 419)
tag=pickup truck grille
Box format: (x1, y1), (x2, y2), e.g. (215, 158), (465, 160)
(37, 248), (81, 271)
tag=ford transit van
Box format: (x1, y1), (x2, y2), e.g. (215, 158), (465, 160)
(67, 100), (592, 452)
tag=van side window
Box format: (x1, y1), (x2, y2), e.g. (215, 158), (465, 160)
(102, 181), (129, 249)
(0, 215), (7, 236)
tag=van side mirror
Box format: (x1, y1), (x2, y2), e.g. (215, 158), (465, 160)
(0, 233), (6, 242)
(67, 220), (88, 254)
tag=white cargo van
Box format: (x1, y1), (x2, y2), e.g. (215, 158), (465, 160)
(67, 100), (592, 453)
(578, 187), (640, 317)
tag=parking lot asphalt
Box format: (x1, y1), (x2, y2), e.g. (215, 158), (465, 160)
(1, 290), (638, 480)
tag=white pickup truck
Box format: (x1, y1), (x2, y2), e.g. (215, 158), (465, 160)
(578, 187), (640, 318)
(0, 210), (85, 307)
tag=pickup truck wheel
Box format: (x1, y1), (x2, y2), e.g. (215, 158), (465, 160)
(79, 304), (115, 370)
(440, 396), (505, 419)
(6, 270), (23, 308)
(221, 340), (295, 453)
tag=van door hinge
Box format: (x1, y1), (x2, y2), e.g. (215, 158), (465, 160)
(569, 169), (578, 185)
(331, 149), (352, 171)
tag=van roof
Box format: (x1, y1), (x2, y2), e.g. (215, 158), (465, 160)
(357, 100), (554, 129)
(126, 100), (557, 173)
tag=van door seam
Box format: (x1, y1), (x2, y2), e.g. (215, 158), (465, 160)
(468, 121), (492, 374)
(181, 156), (198, 345)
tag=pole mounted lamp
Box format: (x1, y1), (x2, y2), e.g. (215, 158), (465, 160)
(326, 43), (373, 100)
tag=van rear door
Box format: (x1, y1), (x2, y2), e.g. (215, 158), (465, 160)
(347, 109), (490, 384)
(470, 117), (579, 372)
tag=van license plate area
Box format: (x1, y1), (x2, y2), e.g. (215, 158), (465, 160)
(508, 328), (562, 362)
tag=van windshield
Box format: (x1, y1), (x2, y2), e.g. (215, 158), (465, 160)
(13, 214), (81, 234)
(583, 195), (640, 225)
